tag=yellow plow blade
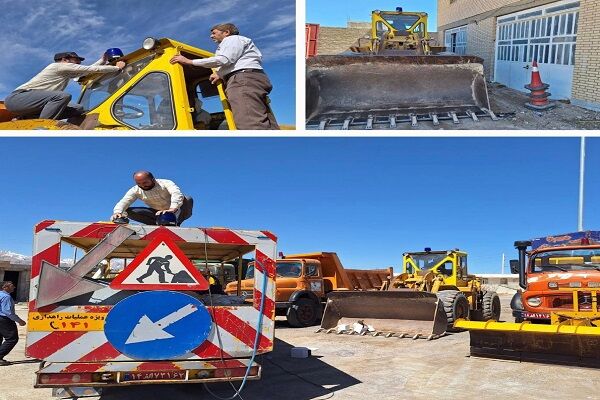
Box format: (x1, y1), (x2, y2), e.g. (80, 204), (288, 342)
(455, 319), (600, 367)
(317, 290), (448, 340)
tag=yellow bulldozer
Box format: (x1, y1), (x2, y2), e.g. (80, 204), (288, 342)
(319, 249), (500, 340)
(0, 37), (281, 130)
(306, 8), (496, 129)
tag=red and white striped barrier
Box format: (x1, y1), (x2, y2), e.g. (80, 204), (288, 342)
(27, 221), (277, 385)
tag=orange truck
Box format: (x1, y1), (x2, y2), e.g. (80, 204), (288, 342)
(510, 231), (600, 323)
(225, 252), (392, 327)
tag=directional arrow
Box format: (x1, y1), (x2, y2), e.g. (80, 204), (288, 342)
(125, 303), (199, 344)
(36, 225), (135, 307)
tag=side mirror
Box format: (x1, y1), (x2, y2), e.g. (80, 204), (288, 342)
(509, 259), (519, 274)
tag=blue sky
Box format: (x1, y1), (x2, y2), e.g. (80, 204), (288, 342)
(0, 0), (295, 124)
(0, 137), (597, 274)
(306, 0), (438, 30)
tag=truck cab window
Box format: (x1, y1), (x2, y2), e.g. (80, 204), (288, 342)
(305, 264), (319, 277)
(113, 72), (175, 130)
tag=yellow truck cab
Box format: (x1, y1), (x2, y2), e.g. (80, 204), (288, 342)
(226, 252), (392, 327)
(0, 38), (238, 130)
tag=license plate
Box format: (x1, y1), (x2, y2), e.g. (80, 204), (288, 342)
(122, 371), (187, 382)
(522, 311), (550, 319)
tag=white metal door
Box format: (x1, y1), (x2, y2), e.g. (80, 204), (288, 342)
(494, 1), (579, 100)
(444, 25), (467, 55)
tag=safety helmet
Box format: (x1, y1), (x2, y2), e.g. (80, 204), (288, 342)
(156, 212), (177, 226)
(105, 48), (124, 61)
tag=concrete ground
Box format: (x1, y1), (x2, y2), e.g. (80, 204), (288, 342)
(3, 295), (600, 400)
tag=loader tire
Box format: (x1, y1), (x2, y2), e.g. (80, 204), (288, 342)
(286, 298), (319, 328)
(481, 291), (501, 321)
(437, 290), (469, 332)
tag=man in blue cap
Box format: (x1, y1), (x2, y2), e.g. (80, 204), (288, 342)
(5, 51), (126, 120)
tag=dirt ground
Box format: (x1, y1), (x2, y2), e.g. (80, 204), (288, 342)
(3, 295), (600, 400)
(413, 83), (600, 130)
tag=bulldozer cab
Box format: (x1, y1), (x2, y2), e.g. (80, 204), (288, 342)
(403, 250), (469, 287)
(75, 38), (235, 130)
(371, 10), (429, 45)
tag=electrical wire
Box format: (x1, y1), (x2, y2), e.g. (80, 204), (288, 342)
(202, 229), (269, 400)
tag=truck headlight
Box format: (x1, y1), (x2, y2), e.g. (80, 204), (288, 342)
(527, 297), (542, 307)
(548, 282), (558, 289)
(588, 282), (600, 288)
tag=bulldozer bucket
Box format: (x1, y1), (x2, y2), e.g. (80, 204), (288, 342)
(455, 320), (600, 367)
(306, 55), (496, 129)
(319, 290), (448, 339)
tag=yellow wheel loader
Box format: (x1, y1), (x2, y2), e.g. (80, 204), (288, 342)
(455, 232), (600, 367)
(306, 8), (497, 129)
(0, 37), (281, 130)
(319, 249), (500, 339)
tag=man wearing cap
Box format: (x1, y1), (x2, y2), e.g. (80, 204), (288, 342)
(4, 52), (126, 120)
(169, 23), (279, 130)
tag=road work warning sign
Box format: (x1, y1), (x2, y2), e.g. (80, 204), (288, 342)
(110, 231), (209, 291)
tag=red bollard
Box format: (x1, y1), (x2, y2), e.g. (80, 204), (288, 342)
(524, 60), (556, 111)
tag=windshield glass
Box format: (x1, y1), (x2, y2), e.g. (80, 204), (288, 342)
(245, 265), (254, 279)
(406, 253), (446, 271)
(79, 55), (154, 112)
(380, 14), (419, 31)
(531, 249), (600, 272)
(276, 262), (302, 278)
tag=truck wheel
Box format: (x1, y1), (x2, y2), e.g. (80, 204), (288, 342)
(437, 290), (470, 332)
(481, 291), (501, 321)
(286, 298), (319, 327)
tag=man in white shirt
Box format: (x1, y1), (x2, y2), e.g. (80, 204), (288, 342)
(169, 23), (279, 130)
(5, 51), (126, 120)
(111, 171), (194, 226)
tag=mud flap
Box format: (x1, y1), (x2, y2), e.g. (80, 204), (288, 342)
(319, 290), (447, 339)
(306, 55), (492, 128)
(455, 320), (600, 367)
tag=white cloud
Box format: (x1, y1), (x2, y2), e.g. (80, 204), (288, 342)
(175, 0), (247, 24)
(260, 38), (295, 61)
(263, 14), (295, 31)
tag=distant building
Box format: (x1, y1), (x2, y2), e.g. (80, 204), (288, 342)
(438, 0), (600, 110)
(0, 261), (30, 302)
(477, 273), (520, 293)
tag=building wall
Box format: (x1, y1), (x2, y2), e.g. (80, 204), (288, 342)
(465, 18), (497, 78)
(571, 0), (600, 110)
(438, 0), (559, 28)
(438, 0), (600, 109)
(316, 26), (370, 55)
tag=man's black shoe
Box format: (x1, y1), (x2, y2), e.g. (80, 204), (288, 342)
(113, 217), (130, 224)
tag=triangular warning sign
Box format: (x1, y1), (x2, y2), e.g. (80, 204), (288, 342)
(110, 230), (209, 291)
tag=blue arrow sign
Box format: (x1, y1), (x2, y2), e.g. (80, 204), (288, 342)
(104, 291), (212, 360)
